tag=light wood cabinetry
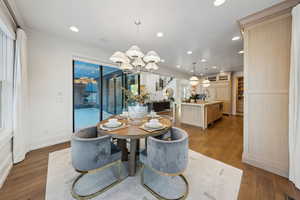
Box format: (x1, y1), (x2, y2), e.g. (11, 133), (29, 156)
(181, 103), (203, 126)
(206, 103), (223, 125)
(200, 72), (232, 114)
(239, 4), (292, 177)
(180, 102), (223, 129)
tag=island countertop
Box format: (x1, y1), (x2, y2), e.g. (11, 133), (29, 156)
(179, 101), (223, 129)
(180, 101), (223, 106)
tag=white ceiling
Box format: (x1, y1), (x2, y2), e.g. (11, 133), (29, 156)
(13, 0), (282, 75)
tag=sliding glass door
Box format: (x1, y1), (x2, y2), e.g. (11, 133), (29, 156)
(73, 61), (101, 130)
(102, 66), (123, 120)
(73, 60), (139, 131)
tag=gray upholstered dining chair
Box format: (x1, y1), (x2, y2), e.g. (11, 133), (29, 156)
(71, 126), (123, 199)
(140, 127), (189, 200)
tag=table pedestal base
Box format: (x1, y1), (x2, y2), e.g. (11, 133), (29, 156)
(129, 139), (137, 176)
(117, 139), (128, 161)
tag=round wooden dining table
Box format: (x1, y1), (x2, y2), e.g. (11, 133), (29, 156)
(97, 116), (172, 176)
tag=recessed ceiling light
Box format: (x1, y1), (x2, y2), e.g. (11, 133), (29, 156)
(187, 51), (193, 55)
(214, 0), (226, 7)
(156, 32), (164, 37)
(161, 59), (165, 63)
(69, 26), (79, 32)
(176, 65), (181, 68)
(238, 50), (244, 54)
(212, 66), (217, 69)
(201, 59), (207, 62)
(232, 36), (240, 41)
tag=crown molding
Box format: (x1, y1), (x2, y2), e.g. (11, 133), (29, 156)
(238, 0), (300, 31)
(2, 0), (26, 28)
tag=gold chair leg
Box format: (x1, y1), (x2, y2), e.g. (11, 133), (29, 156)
(141, 165), (189, 200)
(71, 160), (123, 200)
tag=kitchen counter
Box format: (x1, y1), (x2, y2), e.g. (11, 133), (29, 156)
(179, 101), (223, 129)
(181, 101), (224, 106)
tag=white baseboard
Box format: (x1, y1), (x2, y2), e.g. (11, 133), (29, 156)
(0, 153), (12, 189)
(242, 152), (288, 178)
(30, 132), (72, 151)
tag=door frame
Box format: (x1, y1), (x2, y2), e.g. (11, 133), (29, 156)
(72, 60), (102, 132)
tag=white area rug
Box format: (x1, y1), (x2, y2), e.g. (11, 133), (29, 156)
(46, 148), (242, 200)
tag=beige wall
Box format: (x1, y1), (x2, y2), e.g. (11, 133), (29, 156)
(243, 13), (291, 177)
(26, 29), (112, 150)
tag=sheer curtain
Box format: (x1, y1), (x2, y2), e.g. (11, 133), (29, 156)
(0, 29), (14, 133)
(289, 4), (300, 189)
(12, 28), (29, 163)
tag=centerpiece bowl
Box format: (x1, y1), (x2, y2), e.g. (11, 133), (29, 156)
(128, 103), (148, 125)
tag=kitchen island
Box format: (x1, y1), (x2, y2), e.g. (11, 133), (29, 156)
(180, 101), (223, 129)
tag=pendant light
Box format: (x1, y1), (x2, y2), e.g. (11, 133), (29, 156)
(202, 79), (210, 88)
(189, 62), (199, 86)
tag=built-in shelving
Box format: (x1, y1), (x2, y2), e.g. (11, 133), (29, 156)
(236, 77), (244, 114)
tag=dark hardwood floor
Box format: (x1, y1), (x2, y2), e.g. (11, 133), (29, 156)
(0, 115), (299, 200)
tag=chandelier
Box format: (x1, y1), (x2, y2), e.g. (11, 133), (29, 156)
(110, 20), (161, 73)
(189, 62), (199, 86)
